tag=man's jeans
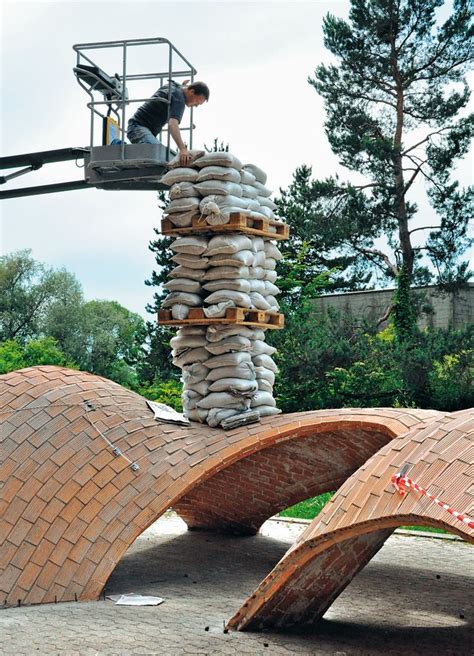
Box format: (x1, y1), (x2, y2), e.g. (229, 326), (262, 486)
(126, 119), (159, 145)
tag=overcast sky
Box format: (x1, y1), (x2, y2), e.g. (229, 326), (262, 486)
(1, 0), (472, 319)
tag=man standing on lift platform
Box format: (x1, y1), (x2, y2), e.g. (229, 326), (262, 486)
(126, 80), (209, 166)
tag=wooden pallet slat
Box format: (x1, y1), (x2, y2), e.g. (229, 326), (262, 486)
(157, 306), (284, 329)
(161, 212), (289, 240)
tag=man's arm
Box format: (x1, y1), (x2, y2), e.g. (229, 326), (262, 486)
(168, 118), (191, 166)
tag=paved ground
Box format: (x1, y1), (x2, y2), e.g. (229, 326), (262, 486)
(1, 513), (472, 655)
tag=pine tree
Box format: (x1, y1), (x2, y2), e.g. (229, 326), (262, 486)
(139, 191), (176, 383)
(278, 0), (473, 333)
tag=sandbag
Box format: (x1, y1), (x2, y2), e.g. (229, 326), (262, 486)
(251, 340), (277, 356)
(176, 326), (207, 335)
(257, 379), (273, 393)
(257, 406), (282, 417)
(164, 197), (200, 214)
(201, 194), (250, 211)
(197, 166), (241, 184)
(160, 168), (199, 185)
(208, 378), (258, 393)
(164, 278), (201, 294)
(197, 393), (250, 410)
(264, 242), (283, 260)
(205, 362), (255, 381)
(248, 279), (266, 294)
(161, 291), (202, 308)
(239, 169), (257, 185)
(205, 208), (247, 226)
(242, 163), (267, 185)
(254, 366), (275, 384)
(166, 150), (205, 168)
(207, 407), (240, 428)
(249, 210), (268, 221)
(249, 266), (266, 280)
(240, 183), (258, 199)
(169, 265), (207, 281)
(208, 251), (255, 267)
(203, 279), (251, 293)
(172, 346), (209, 367)
(202, 301), (234, 318)
(171, 304), (189, 320)
(264, 270), (278, 283)
(169, 181), (200, 200)
(254, 180), (272, 197)
(249, 292), (272, 310)
(205, 234), (253, 255)
(204, 266), (251, 281)
(206, 325), (262, 342)
(205, 290), (251, 307)
(184, 408), (209, 422)
(264, 257), (277, 270)
(253, 354), (278, 372)
(194, 180), (243, 197)
(186, 380), (209, 396)
(257, 205), (275, 220)
(250, 391), (276, 407)
(166, 210), (197, 227)
(194, 151), (242, 170)
(170, 236), (208, 255)
(182, 362), (209, 384)
(170, 333), (207, 350)
(266, 296), (280, 310)
(204, 351), (252, 369)
(205, 335), (252, 355)
(252, 251), (266, 267)
(257, 196), (278, 211)
(263, 281), (280, 295)
(171, 254), (210, 269)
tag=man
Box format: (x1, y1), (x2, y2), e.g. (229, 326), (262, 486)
(127, 80), (209, 166)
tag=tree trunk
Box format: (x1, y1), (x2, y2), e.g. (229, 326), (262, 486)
(390, 18), (414, 276)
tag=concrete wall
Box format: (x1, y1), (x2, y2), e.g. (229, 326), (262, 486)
(312, 283), (474, 330)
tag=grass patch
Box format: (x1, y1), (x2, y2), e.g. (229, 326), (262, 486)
(279, 493), (447, 535)
(279, 492), (334, 520)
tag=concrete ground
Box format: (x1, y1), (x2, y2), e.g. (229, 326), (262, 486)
(1, 513), (472, 656)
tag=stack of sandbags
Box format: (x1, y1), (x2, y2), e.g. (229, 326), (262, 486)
(159, 153), (283, 427)
(160, 152), (280, 228)
(161, 233), (283, 319)
(171, 324), (281, 426)
(202, 234), (281, 316)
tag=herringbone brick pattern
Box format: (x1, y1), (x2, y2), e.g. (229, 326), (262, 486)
(0, 366), (441, 607)
(227, 411), (474, 631)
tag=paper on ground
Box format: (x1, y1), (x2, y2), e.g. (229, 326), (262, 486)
(146, 400), (190, 425)
(107, 593), (165, 606)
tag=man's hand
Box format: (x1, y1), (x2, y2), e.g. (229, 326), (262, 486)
(179, 148), (192, 166)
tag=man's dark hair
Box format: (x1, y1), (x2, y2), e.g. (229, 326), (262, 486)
(187, 81), (210, 101)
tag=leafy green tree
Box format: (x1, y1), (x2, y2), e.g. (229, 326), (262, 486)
(0, 250), (83, 342)
(138, 378), (183, 411)
(72, 300), (146, 388)
(140, 189), (177, 384)
(0, 337), (73, 374)
(277, 0), (473, 334)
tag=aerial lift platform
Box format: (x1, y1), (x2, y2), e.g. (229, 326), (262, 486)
(0, 38), (196, 199)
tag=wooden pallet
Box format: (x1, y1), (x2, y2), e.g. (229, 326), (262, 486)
(158, 306), (285, 329)
(161, 212), (289, 240)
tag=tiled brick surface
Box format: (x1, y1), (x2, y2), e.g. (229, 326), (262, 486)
(228, 410), (474, 631)
(0, 366), (442, 608)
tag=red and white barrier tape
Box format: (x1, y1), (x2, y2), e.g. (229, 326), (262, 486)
(391, 472), (474, 530)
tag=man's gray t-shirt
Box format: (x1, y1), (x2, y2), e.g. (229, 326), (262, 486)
(131, 82), (185, 135)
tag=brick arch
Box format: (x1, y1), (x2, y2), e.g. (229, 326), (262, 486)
(227, 411), (474, 631)
(0, 366), (441, 607)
